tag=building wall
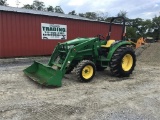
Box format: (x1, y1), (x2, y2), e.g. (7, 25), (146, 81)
(0, 11), (122, 58)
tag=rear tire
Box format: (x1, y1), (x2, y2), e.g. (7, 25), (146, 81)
(75, 60), (96, 82)
(109, 46), (136, 77)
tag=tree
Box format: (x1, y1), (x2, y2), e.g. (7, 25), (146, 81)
(22, 4), (34, 9)
(32, 0), (45, 10)
(126, 18), (152, 39)
(105, 17), (112, 22)
(79, 12), (98, 20)
(117, 10), (128, 19)
(142, 19), (152, 37)
(116, 10), (129, 24)
(47, 5), (54, 12)
(79, 13), (85, 17)
(79, 11), (108, 21)
(78, 12), (98, 20)
(54, 6), (64, 13)
(22, 1), (64, 13)
(126, 26), (137, 39)
(0, 0), (8, 6)
(68, 10), (76, 15)
(23, 0), (45, 11)
(96, 11), (108, 21)
(152, 15), (160, 40)
(85, 12), (97, 20)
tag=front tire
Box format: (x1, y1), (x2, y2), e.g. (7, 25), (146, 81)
(75, 60), (96, 82)
(109, 46), (136, 77)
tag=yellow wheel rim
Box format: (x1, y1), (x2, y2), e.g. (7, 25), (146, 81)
(82, 65), (93, 79)
(122, 54), (133, 71)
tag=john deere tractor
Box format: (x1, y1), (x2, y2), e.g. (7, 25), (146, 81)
(23, 17), (136, 87)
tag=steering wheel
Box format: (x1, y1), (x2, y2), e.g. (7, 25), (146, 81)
(97, 34), (105, 40)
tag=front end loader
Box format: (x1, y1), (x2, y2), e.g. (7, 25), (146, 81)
(23, 17), (136, 87)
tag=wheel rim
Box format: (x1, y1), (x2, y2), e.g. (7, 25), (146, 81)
(122, 54), (133, 71)
(82, 65), (93, 79)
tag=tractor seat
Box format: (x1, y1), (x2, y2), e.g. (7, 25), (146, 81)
(101, 40), (115, 48)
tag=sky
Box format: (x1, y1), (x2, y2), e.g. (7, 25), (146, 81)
(7, 0), (160, 19)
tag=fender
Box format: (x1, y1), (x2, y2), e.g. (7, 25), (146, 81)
(106, 41), (132, 61)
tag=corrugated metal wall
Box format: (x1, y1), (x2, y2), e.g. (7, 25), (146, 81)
(0, 11), (122, 58)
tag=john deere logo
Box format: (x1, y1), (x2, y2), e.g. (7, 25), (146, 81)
(41, 23), (67, 40)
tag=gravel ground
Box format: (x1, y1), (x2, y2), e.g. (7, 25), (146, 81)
(0, 43), (160, 120)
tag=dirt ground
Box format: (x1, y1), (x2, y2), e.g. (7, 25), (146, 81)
(0, 43), (160, 120)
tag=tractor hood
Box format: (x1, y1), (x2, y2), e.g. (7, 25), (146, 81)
(63, 37), (97, 45)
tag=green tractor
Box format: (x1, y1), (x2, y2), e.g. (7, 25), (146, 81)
(23, 17), (136, 87)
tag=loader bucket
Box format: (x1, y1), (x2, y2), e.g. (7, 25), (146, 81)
(23, 61), (63, 87)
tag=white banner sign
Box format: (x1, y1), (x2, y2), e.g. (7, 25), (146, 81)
(41, 23), (67, 40)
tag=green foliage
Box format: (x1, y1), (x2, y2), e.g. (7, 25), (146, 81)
(127, 18), (153, 39)
(152, 15), (160, 29)
(0, 0), (8, 6)
(22, 4), (34, 9)
(32, 0), (45, 10)
(54, 6), (64, 13)
(68, 10), (76, 15)
(105, 17), (112, 22)
(78, 11), (108, 21)
(79, 13), (85, 17)
(22, 0), (64, 13)
(126, 27), (137, 39)
(152, 15), (160, 39)
(117, 10), (128, 19)
(78, 12), (97, 20)
(85, 12), (97, 19)
(97, 11), (108, 21)
(22, 0), (45, 11)
(47, 6), (54, 12)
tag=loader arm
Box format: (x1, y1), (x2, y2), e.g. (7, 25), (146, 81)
(48, 38), (100, 75)
(23, 38), (100, 87)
